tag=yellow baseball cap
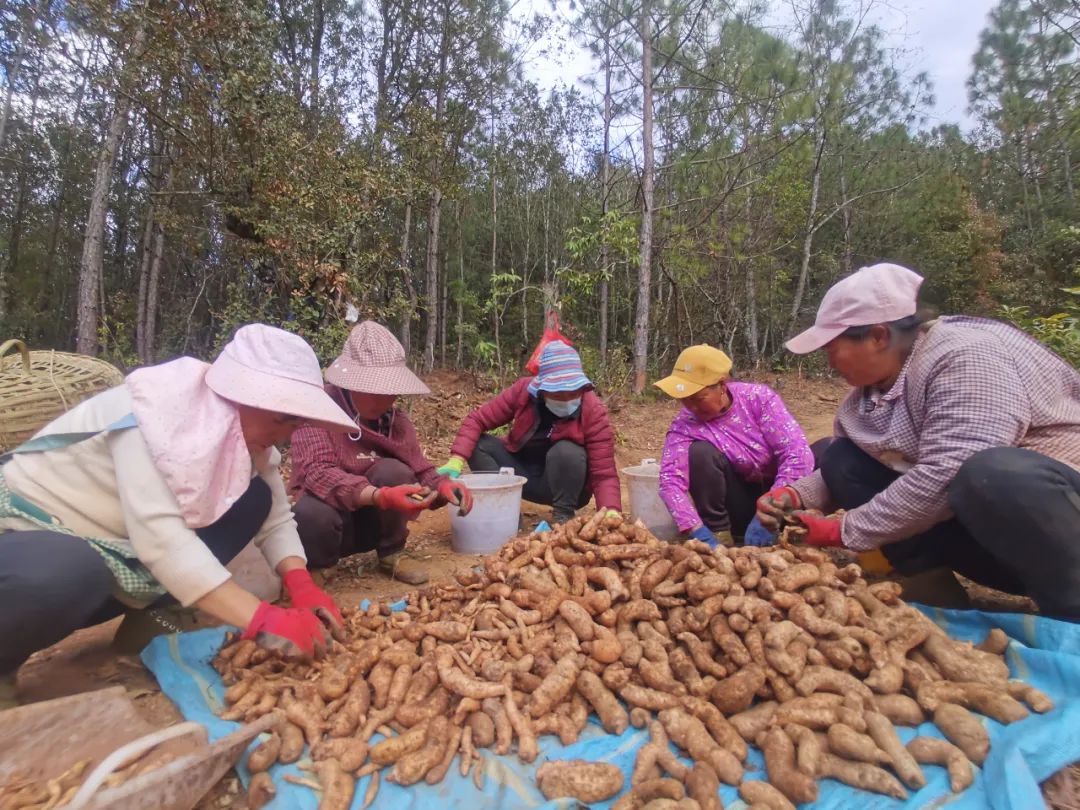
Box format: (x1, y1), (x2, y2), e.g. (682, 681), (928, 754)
(654, 345), (733, 399)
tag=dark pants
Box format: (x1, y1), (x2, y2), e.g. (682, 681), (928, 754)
(469, 434), (590, 523)
(293, 458), (416, 568)
(817, 437), (1080, 620)
(687, 441), (768, 535)
(0, 476), (272, 675)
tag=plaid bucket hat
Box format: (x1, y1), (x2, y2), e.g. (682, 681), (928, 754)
(527, 341), (592, 396)
(325, 321), (430, 395)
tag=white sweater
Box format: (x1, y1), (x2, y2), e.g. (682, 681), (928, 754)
(1, 386), (306, 606)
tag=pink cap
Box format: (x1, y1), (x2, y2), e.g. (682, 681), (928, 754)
(205, 324), (356, 432)
(786, 263), (924, 355)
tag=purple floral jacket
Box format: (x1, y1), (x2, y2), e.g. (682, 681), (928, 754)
(659, 381), (813, 531)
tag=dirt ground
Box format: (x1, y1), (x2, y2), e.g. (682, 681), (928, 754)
(8, 369), (1075, 807)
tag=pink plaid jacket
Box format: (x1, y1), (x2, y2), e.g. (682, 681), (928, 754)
(792, 316), (1080, 549)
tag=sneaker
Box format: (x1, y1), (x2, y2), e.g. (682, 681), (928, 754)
(378, 552), (429, 585)
(112, 605), (204, 654)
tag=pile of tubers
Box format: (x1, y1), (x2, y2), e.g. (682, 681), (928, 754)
(213, 510), (1054, 809)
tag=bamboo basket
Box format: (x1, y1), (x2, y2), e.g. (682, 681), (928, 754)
(0, 339), (125, 453)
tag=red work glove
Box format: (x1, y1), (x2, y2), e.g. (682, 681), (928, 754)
(282, 568), (345, 640)
(374, 484), (437, 513)
(436, 478), (474, 517)
(756, 486), (801, 530)
(791, 511), (844, 547)
(241, 602), (329, 660)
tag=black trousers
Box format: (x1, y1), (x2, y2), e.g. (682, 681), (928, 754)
(0, 476), (272, 674)
(469, 434), (590, 522)
(293, 458), (418, 567)
(687, 441), (768, 535)
(816, 437), (1080, 620)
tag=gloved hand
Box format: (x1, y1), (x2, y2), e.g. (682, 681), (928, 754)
(375, 484), (437, 513)
(756, 486), (801, 530)
(791, 510), (844, 547)
(688, 524), (717, 546)
(743, 515), (776, 547)
(436, 477), (474, 516)
(282, 569), (345, 640)
(242, 602), (328, 660)
(436, 457), (466, 479)
(688, 524), (733, 549)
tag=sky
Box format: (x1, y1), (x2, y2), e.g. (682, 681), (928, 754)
(523, 0), (1002, 133)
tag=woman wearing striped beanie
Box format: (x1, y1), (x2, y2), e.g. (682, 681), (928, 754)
(437, 342), (621, 525)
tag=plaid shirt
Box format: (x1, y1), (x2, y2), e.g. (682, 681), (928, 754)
(289, 385), (442, 510)
(791, 316), (1080, 550)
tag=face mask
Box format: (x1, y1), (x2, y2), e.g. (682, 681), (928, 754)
(545, 398), (581, 418)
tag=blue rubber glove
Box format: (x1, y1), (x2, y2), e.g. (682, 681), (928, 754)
(743, 515), (776, 547)
(688, 524), (719, 548)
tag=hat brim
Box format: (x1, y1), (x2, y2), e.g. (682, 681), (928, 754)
(653, 375), (707, 399)
(533, 375), (592, 395)
(206, 357), (357, 433)
(785, 324), (848, 355)
(325, 363), (431, 396)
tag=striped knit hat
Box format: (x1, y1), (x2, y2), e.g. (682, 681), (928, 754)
(527, 341), (592, 396)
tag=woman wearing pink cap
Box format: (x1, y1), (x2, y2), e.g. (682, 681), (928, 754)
(0, 325), (353, 703)
(289, 322), (473, 586)
(757, 263), (1080, 619)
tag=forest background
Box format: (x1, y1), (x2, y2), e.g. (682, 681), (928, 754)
(1, 0), (1078, 393)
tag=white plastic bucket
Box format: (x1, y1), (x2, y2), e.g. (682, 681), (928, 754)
(450, 467), (528, 554)
(622, 458), (680, 541)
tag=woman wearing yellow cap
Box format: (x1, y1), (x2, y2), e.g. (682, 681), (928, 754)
(654, 346), (813, 547)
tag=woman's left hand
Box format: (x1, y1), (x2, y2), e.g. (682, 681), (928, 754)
(437, 478), (474, 516)
(282, 569), (345, 639)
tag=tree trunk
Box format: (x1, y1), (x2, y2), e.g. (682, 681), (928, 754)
(789, 128), (826, 328)
(309, 0), (324, 127)
(399, 201), (415, 353)
(599, 31), (613, 360)
(422, 0), (452, 372)
(439, 246), (448, 366)
(522, 190), (530, 346)
(76, 23), (147, 354)
(423, 187), (442, 370)
(2, 70), (42, 320)
(838, 151), (853, 274)
(490, 96), (500, 368)
(135, 201), (155, 357)
(455, 200), (465, 367)
(632, 0), (654, 394)
(44, 45), (93, 317)
(0, 0), (46, 155)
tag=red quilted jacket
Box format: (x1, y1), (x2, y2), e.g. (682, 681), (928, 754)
(449, 377), (622, 510)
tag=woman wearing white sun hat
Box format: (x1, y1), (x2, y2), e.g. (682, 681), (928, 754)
(0, 324), (353, 701)
(756, 262), (1080, 618)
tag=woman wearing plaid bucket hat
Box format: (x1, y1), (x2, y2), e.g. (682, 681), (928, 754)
(289, 321), (473, 586)
(436, 341), (621, 524)
(0, 325), (354, 701)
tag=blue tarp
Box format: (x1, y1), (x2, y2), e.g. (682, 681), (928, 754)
(142, 605), (1080, 809)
